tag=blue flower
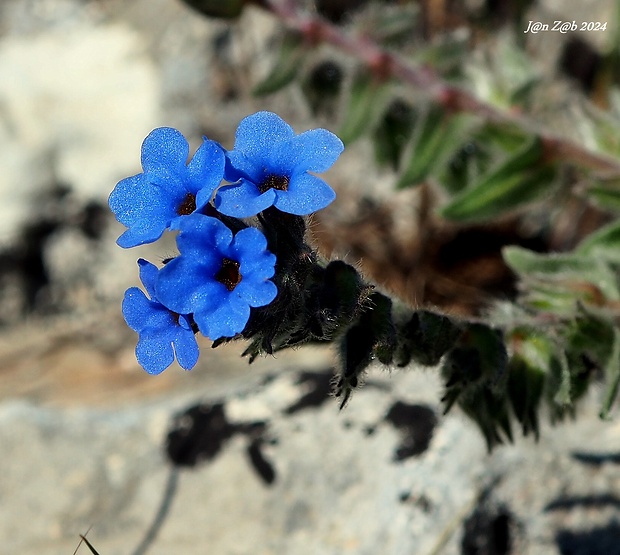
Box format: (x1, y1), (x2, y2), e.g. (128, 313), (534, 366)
(155, 214), (278, 340)
(215, 111), (344, 217)
(122, 259), (199, 374)
(109, 127), (225, 248)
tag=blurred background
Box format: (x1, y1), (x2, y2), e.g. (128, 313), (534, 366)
(1, 0), (620, 554)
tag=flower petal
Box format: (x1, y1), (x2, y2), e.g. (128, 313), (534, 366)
(271, 128), (344, 174)
(116, 225), (164, 249)
(172, 328), (200, 370)
(232, 111), (294, 164)
(187, 139), (226, 207)
(215, 179), (276, 218)
(177, 313), (193, 331)
(273, 173), (336, 215)
(175, 215), (233, 259)
(137, 259), (159, 300)
(141, 127), (189, 176)
(224, 150), (264, 183)
(110, 175), (179, 248)
(195, 293), (250, 339)
(235, 278), (278, 308)
(156, 256), (224, 315)
(239, 253), (277, 281)
(232, 225), (268, 251)
(136, 330), (175, 375)
(122, 287), (154, 331)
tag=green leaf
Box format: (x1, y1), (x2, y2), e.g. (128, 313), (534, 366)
(440, 137), (554, 222)
(337, 292), (396, 408)
(583, 98), (620, 159)
(507, 331), (549, 438)
(467, 323), (509, 393)
(503, 246), (620, 301)
(587, 185), (620, 213)
(547, 307), (617, 419)
(509, 77), (539, 107)
(302, 60), (343, 116)
(338, 70), (392, 145)
(441, 323), (507, 395)
(441, 323), (511, 451)
(565, 310), (615, 367)
(399, 310), (462, 367)
(464, 35), (540, 111)
(439, 123), (531, 195)
(474, 122), (532, 152)
(552, 349), (572, 406)
(576, 218), (620, 262)
(373, 98), (416, 170)
(504, 247), (595, 276)
(600, 327), (620, 419)
(252, 32), (306, 96)
(518, 280), (600, 315)
(396, 106), (472, 189)
(369, 3), (419, 45)
(496, 38), (540, 107)
(415, 33), (469, 76)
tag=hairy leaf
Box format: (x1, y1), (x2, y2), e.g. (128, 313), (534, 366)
(503, 246), (620, 301)
(373, 98), (416, 170)
(440, 138), (554, 222)
(588, 184), (620, 213)
(338, 70), (392, 145)
(601, 327), (620, 419)
(552, 349), (572, 407)
(253, 32), (307, 96)
(507, 330), (550, 438)
(396, 106), (472, 189)
(576, 218), (620, 262)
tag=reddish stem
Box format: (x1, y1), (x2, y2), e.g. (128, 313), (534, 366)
(260, 0), (620, 176)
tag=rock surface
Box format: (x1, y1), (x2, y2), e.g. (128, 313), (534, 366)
(3, 333), (620, 555)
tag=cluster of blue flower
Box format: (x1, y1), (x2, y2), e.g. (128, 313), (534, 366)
(110, 112), (344, 374)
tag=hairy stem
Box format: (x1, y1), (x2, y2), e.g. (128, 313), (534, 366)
(260, 0), (620, 176)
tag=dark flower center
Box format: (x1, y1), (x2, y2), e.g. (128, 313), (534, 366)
(258, 174), (290, 194)
(215, 258), (242, 291)
(177, 193), (197, 216)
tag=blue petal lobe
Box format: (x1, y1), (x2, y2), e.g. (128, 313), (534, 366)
(109, 175), (177, 227)
(156, 256), (224, 315)
(195, 187), (215, 212)
(122, 288), (154, 331)
(110, 175), (179, 247)
(141, 127), (189, 175)
(187, 139), (226, 207)
(117, 225), (165, 249)
(232, 112), (294, 165)
(177, 314), (193, 331)
(137, 259), (159, 300)
(233, 229), (276, 277)
(273, 173), (336, 215)
(271, 128), (344, 174)
(235, 279), (278, 307)
(175, 215), (233, 259)
(136, 331), (175, 375)
(224, 150), (264, 183)
(173, 329), (200, 370)
(215, 179), (276, 218)
(195, 294), (250, 340)
(232, 225), (268, 250)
